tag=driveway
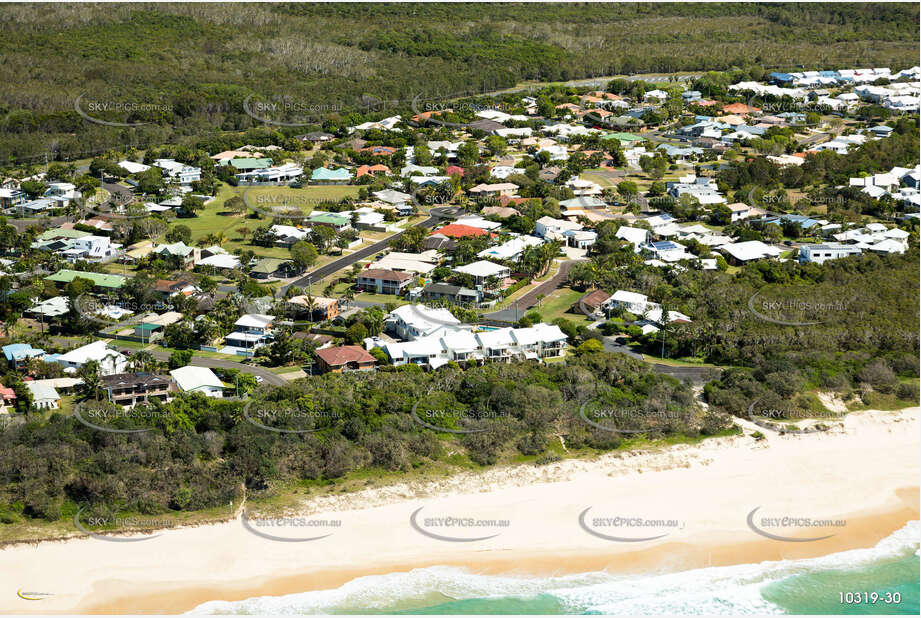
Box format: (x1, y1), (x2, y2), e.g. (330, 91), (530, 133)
(148, 349), (286, 386)
(483, 259), (578, 323)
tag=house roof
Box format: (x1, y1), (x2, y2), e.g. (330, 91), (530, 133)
(360, 268), (414, 282)
(578, 289), (611, 310)
(316, 345), (377, 367)
(101, 372), (172, 389)
(235, 314), (275, 328)
(432, 223), (491, 238)
(453, 260), (509, 278)
(45, 269), (127, 289)
(170, 366), (224, 392)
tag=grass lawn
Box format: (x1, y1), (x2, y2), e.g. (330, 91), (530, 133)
(173, 183), (362, 253)
(530, 287), (592, 326)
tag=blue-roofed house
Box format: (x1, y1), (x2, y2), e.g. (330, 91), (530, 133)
(2, 343), (46, 369)
(759, 214), (822, 231)
(769, 72), (795, 84)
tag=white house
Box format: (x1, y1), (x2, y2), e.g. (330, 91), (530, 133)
(615, 225), (649, 251)
(169, 366), (224, 398)
(54, 341), (128, 376)
(798, 243), (862, 265)
(26, 382), (61, 410)
(385, 304), (469, 341)
(535, 216), (581, 239)
(452, 261), (511, 287)
(154, 159), (202, 184)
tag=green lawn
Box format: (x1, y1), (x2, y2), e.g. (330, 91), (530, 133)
(175, 184), (362, 253)
(531, 287), (592, 326)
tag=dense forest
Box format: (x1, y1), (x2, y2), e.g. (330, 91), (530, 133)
(0, 2), (918, 163)
(0, 351), (732, 527)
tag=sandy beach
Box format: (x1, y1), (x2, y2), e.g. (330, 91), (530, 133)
(2, 407), (918, 614)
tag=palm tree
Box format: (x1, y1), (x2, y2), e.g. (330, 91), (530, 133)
(130, 350), (156, 373)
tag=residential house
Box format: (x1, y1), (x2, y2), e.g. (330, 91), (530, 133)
(45, 269), (127, 291)
(153, 242), (200, 269)
(26, 381), (61, 410)
(153, 159), (202, 184)
(452, 261), (511, 287)
(719, 240), (783, 265)
(169, 366), (224, 398)
(251, 258), (297, 279)
(237, 163), (304, 184)
(2, 343), (46, 369)
(798, 243), (863, 265)
(469, 183), (518, 198)
(421, 282), (481, 305)
(287, 295), (339, 320)
(100, 373), (175, 408)
(54, 341), (128, 376)
(310, 167), (352, 184)
(385, 304), (468, 341)
(225, 314), (275, 350)
(357, 268), (415, 294)
(315, 346), (377, 374)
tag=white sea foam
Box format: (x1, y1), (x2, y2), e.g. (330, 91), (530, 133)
(189, 521), (920, 615)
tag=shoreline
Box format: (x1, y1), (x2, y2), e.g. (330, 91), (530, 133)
(2, 407), (918, 614)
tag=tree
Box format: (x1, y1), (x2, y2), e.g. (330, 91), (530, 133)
(392, 225), (427, 253)
(345, 322), (368, 344)
(225, 195), (247, 216)
(77, 360), (102, 400)
(136, 168), (165, 196)
(181, 195), (205, 216)
(291, 240), (319, 270)
(310, 225), (337, 252)
(130, 350), (157, 372)
(166, 224), (192, 244)
(168, 349), (194, 370)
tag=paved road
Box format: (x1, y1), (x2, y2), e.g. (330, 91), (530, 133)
(283, 208), (463, 292)
(483, 260), (578, 323)
(148, 349), (287, 386)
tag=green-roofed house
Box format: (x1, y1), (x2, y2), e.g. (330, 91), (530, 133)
(602, 132), (647, 145)
(310, 167), (352, 184)
(45, 269), (127, 290)
(133, 322), (162, 343)
(35, 227), (91, 242)
(251, 258), (297, 279)
(307, 212), (351, 232)
(229, 158), (273, 171)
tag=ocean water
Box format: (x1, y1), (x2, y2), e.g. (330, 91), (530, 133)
(190, 521), (919, 615)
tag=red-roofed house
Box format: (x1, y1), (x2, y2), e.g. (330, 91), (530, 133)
(358, 145), (397, 156)
(315, 346), (377, 374)
(431, 224), (491, 239)
(356, 164), (391, 178)
(721, 102), (760, 115)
